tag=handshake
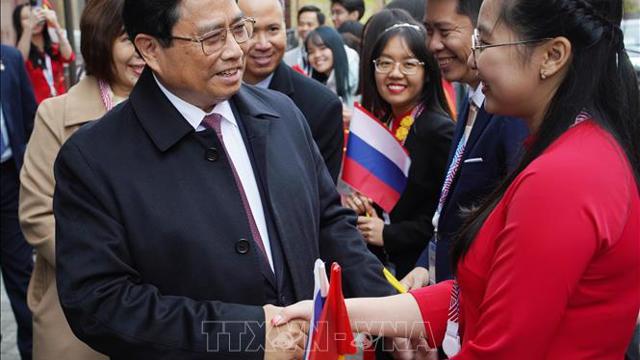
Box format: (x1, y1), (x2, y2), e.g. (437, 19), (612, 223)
(262, 301), (313, 360)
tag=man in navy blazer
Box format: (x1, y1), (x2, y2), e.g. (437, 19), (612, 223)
(53, 1), (392, 359)
(1, 44), (36, 359)
(238, 0), (344, 183)
(400, 0), (529, 288)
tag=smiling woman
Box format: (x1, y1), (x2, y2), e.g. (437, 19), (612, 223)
(343, 18), (455, 279)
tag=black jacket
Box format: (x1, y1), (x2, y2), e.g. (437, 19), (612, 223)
(53, 68), (393, 359)
(379, 109), (455, 278)
(269, 63), (344, 183)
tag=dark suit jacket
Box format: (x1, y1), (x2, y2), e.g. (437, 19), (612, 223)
(374, 110), (454, 279)
(53, 69), (393, 359)
(416, 99), (529, 282)
(1, 45), (36, 170)
(269, 63), (344, 183)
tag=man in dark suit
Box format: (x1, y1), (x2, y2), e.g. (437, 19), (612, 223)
(238, 0), (344, 183)
(0, 44), (35, 360)
(53, 1), (393, 359)
(400, 0), (529, 288)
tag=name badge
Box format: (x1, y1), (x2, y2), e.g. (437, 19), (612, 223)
(428, 240), (436, 285)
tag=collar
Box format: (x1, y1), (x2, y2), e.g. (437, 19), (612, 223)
(467, 82), (485, 109)
(268, 62), (295, 96)
(254, 73), (275, 89)
(129, 68), (280, 152)
(63, 76), (108, 127)
(153, 73), (235, 130)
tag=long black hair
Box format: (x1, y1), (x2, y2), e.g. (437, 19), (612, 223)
(305, 26), (353, 100)
(367, 22), (452, 122)
(359, 9), (415, 110)
(12, 4), (55, 69)
(453, 0), (640, 268)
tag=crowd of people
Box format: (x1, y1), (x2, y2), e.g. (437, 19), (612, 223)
(0, 0), (638, 359)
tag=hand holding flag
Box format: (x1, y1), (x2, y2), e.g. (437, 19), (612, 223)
(341, 103), (411, 213)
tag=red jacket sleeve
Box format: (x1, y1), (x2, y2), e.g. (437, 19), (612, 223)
(410, 280), (454, 348)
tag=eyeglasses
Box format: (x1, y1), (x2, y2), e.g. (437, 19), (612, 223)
(470, 28), (552, 68)
(171, 17), (256, 56)
(373, 58), (425, 75)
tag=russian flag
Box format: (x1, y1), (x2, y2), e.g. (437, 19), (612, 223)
(342, 103), (411, 213)
(304, 260), (330, 360)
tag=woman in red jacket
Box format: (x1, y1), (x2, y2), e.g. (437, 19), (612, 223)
(276, 0), (640, 359)
(13, 3), (74, 104)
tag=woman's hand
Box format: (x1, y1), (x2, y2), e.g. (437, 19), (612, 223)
(357, 215), (385, 247)
(342, 105), (353, 129)
(343, 192), (374, 216)
(272, 300), (313, 327)
(43, 8), (61, 29)
(400, 267), (430, 291)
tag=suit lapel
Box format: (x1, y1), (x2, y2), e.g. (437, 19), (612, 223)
(1, 57), (15, 130)
(232, 90), (278, 289)
(130, 68), (193, 152)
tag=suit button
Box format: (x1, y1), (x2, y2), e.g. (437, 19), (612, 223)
(235, 239), (250, 254)
(205, 147), (219, 162)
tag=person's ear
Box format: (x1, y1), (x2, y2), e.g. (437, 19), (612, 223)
(134, 34), (164, 74)
(348, 10), (360, 21)
(538, 36), (571, 80)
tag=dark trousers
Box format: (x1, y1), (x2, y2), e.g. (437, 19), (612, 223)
(1, 159), (33, 360)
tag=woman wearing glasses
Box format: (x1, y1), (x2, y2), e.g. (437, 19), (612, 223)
(343, 19), (454, 279)
(276, 0), (639, 358)
(18, 1), (144, 358)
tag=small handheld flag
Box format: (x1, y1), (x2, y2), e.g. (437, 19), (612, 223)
(305, 262), (357, 360)
(341, 103), (411, 213)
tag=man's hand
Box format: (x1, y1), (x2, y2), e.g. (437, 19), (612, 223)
(399, 267), (430, 291)
(264, 304), (308, 360)
(389, 337), (415, 360)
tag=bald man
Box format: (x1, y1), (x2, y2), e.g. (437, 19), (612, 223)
(239, 0), (344, 183)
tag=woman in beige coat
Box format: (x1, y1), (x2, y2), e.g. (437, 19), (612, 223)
(18, 0), (144, 358)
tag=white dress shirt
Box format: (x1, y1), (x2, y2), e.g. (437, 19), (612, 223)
(254, 73), (274, 89)
(154, 75), (275, 271)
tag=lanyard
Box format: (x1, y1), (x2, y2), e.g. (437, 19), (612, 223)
(432, 102), (478, 236)
(98, 80), (115, 111)
(43, 54), (57, 97)
(443, 281), (461, 357)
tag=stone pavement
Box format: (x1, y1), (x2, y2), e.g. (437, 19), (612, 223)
(1, 272), (21, 360)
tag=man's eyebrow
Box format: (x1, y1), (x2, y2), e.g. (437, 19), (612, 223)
(196, 13), (245, 34)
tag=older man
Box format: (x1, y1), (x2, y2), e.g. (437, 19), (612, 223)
(53, 0), (393, 359)
(239, 0), (343, 183)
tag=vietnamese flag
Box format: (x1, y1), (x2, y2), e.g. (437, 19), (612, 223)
(307, 263), (357, 360)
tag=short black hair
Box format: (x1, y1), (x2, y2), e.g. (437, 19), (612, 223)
(123, 0), (182, 47)
(385, 0), (425, 22)
(330, 0), (366, 20)
(298, 5), (325, 26)
(455, 0), (483, 26)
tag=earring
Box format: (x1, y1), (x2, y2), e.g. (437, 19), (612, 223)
(540, 71), (547, 80)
